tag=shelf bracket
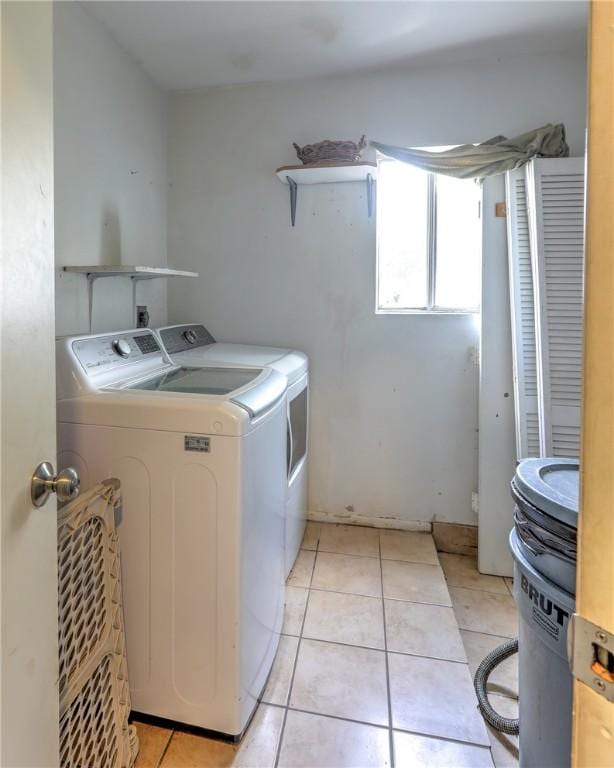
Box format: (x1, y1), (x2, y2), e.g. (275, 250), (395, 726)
(131, 276), (138, 329)
(287, 176), (298, 227)
(87, 274), (97, 334)
(366, 173), (375, 218)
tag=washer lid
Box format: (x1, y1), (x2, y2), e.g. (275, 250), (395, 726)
(125, 366), (262, 395)
(514, 458), (580, 529)
(123, 365), (286, 419)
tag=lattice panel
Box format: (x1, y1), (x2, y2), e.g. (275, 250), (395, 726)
(60, 655), (119, 768)
(58, 481), (138, 768)
(58, 516), (108, 692)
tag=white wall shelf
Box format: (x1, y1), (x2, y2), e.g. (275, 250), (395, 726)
(63, 265), (198, 331)
(275, 161), (377, 225)
(63, 265), (198, 280)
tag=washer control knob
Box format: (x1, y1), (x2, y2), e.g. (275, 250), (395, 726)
(112, 338), (131, 358)
(184, 329), (198, 345)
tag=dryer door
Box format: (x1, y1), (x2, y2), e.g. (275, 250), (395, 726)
(288, 375), (308, 481)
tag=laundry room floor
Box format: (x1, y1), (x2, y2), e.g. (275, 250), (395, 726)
(133, 523), (519, 768)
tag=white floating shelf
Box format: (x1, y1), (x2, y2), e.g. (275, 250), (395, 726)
(63, 265), (198, 280)
(275, 161), (377, 225)
(275, 161), (377, 186)
(64, 266), (198, 333)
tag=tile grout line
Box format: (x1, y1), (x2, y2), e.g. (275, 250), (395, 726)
(155, 728), (174, 768)
(317, 548), (445, 568)
(379, 531), (396, 768)
(446, 581), (515, 597)
(269, 701), (494, 751)
(308, 583), (452, 607)
(277, 703), (389, 732)
(457, 626), (518, 641)
(447, 570), (518, 643)
(273, 532), (319, 768)
(284, 587), (455, 612)
(264, 697), (496, 751)
(389, 723), (494, 752)
(296, 633), (469, 666)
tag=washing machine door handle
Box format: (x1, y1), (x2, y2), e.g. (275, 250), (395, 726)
(286, 412), (293, 479)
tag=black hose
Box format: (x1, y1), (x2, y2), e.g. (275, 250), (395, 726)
(473, 638), (520, 735)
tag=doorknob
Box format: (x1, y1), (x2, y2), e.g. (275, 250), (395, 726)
(31, 462), (80, 508)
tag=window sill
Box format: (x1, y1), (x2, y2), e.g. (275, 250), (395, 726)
(375, 308), (480, 316)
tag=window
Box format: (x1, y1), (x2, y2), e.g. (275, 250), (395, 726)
(376, 156), (482, 313)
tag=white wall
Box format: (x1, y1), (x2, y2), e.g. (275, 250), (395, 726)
(167, 50), (586, 527)
(54, 2), (168, 337)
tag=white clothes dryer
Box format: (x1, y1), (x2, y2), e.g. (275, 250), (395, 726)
(155, 324), (308, 578)
(56, 329), (287, 737)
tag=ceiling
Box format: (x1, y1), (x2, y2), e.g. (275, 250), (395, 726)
(83, 1), (587, 91)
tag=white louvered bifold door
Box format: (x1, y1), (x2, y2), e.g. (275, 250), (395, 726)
(506, 169), (540, 459)
(526, 157), (585, 458)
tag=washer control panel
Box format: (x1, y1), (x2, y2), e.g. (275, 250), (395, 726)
(73, 330), (162, 373)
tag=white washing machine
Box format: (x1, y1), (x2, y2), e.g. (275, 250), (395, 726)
(56, 329), (287, 737)
(156, 324), (309, 578)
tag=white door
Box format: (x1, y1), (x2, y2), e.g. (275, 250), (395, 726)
(477, 175), (517, 577)
(1, 3), (59, 766)
(506, 167), (540, 459)
(526, 157), (585, 458)
(572, 2), (614, 763)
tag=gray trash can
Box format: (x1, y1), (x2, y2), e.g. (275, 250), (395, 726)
(510, 458), (579, 768)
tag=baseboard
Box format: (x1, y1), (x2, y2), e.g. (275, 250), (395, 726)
(306, 511), (478, 555)
(432, 521), (478, 557)
(306, 510), (431, 532)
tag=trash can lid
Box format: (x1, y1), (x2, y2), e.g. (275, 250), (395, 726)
(514, 458), (579, 529)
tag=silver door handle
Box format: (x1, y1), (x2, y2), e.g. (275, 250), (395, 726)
(31, 462), (80, 508)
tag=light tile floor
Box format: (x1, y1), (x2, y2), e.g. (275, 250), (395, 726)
(442, 553), (519, 768)
(134, 523), (519, 768)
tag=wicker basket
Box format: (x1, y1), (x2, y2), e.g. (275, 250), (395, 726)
(293, 135), (366, 165)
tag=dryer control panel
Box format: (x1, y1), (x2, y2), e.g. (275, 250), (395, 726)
(72, 330), (162, 373)
(159, 324), (216, 354)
